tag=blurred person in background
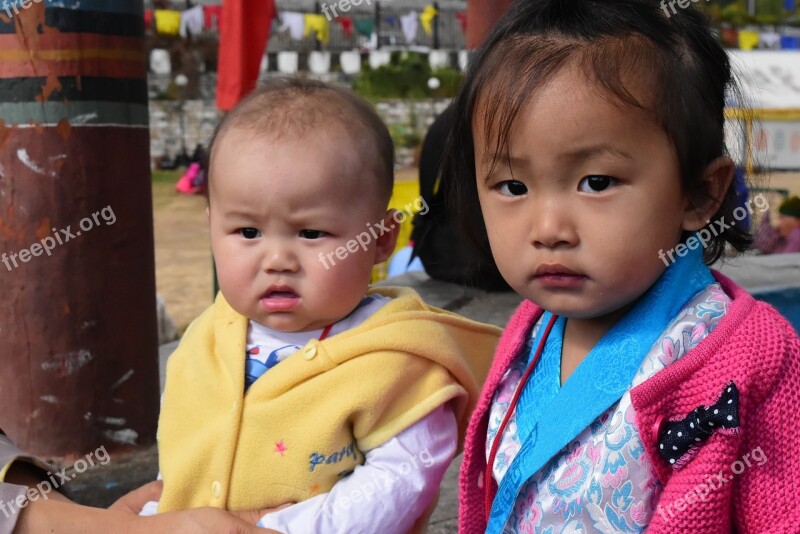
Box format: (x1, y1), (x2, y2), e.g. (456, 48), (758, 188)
(754, 195), (800, 254)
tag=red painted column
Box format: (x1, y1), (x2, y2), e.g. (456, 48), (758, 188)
(467, 0), (512, 49)
(0, 1), (159, 458)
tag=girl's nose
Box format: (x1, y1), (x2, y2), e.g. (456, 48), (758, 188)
(529, 200), (579, 249)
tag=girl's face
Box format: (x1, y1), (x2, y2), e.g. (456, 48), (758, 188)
(474, 65), (703, 320)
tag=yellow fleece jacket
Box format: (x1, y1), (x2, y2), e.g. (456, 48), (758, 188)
(157, 286), (501, 514)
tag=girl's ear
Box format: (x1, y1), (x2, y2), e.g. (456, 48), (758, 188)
(374, 210), (401, 265)
(682, 156), (735, 232)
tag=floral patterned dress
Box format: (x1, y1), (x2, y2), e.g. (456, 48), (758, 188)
(487, 284), (731, 533)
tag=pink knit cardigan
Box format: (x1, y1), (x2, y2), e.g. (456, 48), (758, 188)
(458, 271), (800, 533)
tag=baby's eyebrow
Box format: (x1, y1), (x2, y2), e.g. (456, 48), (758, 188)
(223, 210), (256, 219)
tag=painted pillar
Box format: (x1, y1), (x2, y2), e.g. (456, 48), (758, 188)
(466, 0), (512, 49)
(0, 0), (159, 458)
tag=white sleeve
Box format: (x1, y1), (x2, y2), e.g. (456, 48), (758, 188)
(140, 397), (164, 517)
(258, 403), (458, 534)
(139, 499), (159, 516)
(138, 471), (163, 516)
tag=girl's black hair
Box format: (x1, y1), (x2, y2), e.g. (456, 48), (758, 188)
(442, 0), (751, 266)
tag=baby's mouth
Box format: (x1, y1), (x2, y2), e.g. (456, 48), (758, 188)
(260, 287), (300, 312)
(265, 291), (297, 299)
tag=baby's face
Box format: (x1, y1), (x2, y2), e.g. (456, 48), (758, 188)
(208, 126), (393, 332)
(474, 65), (700, 320)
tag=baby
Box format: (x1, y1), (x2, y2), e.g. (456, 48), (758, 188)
(145, 78), (500, 533)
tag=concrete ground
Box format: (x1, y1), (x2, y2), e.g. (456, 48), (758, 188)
(65, 256), (800, 531)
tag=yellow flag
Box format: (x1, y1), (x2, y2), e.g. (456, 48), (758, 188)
(154, 9), (181, 36)
(420, 6), (438, 36)
(304, 14), (331, 45)
(738, 31), (759, 51)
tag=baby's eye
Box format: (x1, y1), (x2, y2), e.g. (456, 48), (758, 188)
(299, 229), (327, 240)
(496, 180), (528, 197)
(578, 175), (615, 193)
(239, 228), (261, 239)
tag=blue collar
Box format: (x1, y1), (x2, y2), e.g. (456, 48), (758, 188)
(487, 247), (714, 532)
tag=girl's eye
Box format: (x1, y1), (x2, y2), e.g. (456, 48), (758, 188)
(299, 230), (326, 240)
(497, 180), (528, 197)
(578, 175), (615, 193)
(239, 228), (261, 239)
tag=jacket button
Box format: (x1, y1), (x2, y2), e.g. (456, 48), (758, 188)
(304, 345), (317, 360)
(652, 415), (665, 445)
(212, 480), (221, 497)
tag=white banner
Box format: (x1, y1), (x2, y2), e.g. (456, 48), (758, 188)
(752, 120), (800, 170)
(728, 50), (800, 110)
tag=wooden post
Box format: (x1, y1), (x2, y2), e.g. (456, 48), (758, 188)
(0, 0), (159, 458)
(466, 0), (512, 49)
(374, 1), (381, 50)
(433, 1), (440, 50)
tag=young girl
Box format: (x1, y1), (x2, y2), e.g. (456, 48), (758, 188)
(444, 1), (800, 532)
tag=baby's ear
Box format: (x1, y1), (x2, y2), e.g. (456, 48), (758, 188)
(374, 210), (401, 265)
(683, 156), (735, 231)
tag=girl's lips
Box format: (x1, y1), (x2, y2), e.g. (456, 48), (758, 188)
(534, 263), (582, 277)
(533, 265), (587, 289)
(534, 273), (587, 289)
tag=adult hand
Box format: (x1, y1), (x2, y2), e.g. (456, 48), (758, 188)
(14, 499), (270, 534)
(108, 480), (163, 515)
(13, 480), (287, 534)
(110, 480), (292, 534)
(231, 502), (293, 525)
(137, 503), (293, 534)
(136, 508), (276, 534)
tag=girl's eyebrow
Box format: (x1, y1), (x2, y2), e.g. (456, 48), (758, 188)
(480, 154), (526, 184)
(557, 144), (634, 161)
(480, 143), (634, 184)
(485, 144), (632, 168)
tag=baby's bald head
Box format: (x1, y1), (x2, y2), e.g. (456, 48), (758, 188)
(208, 78), (394, 206)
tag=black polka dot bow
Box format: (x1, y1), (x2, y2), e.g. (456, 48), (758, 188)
(658, 382), (740, 467)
